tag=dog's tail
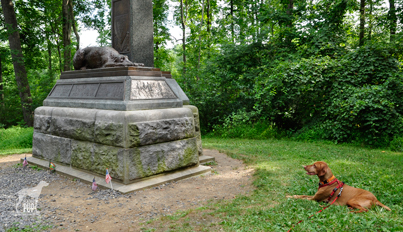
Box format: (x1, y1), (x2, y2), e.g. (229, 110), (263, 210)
(376, 200), (391, 211)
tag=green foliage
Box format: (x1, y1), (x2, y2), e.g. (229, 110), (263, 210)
(6, 222), (53, 232)
(192, 41), (403, 147)
(141, 137), (403, 231)
(390, 136), (403, 152)
(0, 126), (33, 155)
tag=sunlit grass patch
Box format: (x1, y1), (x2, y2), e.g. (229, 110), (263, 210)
(140, 137), (403, 231)
(0, 126), (33, 156)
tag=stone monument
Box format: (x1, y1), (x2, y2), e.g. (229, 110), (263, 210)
(29, 1), (209, 192)
(112, 0), (154, 67)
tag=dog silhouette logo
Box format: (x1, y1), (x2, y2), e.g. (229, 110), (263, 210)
(15, 181), (49, 214)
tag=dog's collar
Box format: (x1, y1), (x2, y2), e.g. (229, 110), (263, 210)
(318, 175), (336, 188)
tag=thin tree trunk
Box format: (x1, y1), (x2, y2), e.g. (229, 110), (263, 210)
(389, 0), (396, 41)
(207, 0), (211, 58)
(359, 0), (366, 46)
(286, 0), (294, 44)
(62, 0), (72, 71)
(1, 0), (33, 126)
(69, 0), (80, 50)
(368, 0), (373, 41)
(57, 42), (62, 73)
(180, 0), (186, 74)
(197, 0), (206, 75)
(230, 0), (234, 41)
(47, 36), (52, 72)
(0, 54), (3, 104)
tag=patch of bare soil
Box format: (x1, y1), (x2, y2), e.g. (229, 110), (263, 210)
(1, 149), (254, 232)
(0, 153), (32, 169)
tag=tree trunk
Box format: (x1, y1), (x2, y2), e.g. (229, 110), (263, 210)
(47, 36), (52, 73)
(207, 0), (211, 58)
(285, 0), (294, 44)
(180, 0), (186, 74)
(197, 0), (206, 74)
(0, 0), (33, 126)
(0, 54), (3, 104)
(359, 0), (365, 46)
(69, 0), (80, 50)
(230, 0), (234, 41)
(389, 0), (396, 41)
(62, 0), (72, 71)
(368, 0), (373, 41)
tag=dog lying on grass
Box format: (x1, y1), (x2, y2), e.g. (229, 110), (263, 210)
(287, 161), (391, 213)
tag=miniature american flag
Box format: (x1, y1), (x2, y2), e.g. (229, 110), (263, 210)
(92, 177), (98, 191)
(23, 156), (28, 168)
(105, 169), (112, 184)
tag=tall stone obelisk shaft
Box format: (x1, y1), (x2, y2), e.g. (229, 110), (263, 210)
(112, 0), (154, 67)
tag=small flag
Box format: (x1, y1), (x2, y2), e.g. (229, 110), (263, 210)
(92, 177), (98, 191)
(105, 169), (112, 184)
(49, 161), (56, 171)
(23, 156), (28, 168)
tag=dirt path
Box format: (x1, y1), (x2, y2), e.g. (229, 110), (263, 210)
(0, 153), (32, 169)
(1, 149), (254, 232)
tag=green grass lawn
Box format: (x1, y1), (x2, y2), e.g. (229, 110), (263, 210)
(0, 126), (33, 156)
(143, 137), (403, 232)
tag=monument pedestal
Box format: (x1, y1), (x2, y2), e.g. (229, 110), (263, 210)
(31, 67), (210, 190)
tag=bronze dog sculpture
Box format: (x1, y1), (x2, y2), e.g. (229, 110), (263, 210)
(73, 47), (144, 70)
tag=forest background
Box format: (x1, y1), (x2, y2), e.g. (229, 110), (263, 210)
(1, 0), (403, 149)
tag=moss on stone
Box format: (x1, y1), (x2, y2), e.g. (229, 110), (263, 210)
(71, 141), (93, 170)
(181, 145), (198, 167)
(128, 124), (140, 147)
(131, 148), (146, 178)
(156, 153), (168, 174)
(92, 143), (120, 178)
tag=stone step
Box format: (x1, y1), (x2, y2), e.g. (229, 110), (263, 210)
(199, 155), (215, 164)
(23, 156), (211, 194)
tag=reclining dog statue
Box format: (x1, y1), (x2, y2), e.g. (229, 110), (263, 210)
(73, 47), (144, 70)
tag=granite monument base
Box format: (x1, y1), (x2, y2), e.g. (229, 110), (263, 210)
(33, 106), (202, 184)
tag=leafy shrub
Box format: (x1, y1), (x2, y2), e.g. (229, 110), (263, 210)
(390, 136), (403, 152)
(255, 44), (403, 146)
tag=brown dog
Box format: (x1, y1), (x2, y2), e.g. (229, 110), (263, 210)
(287, 161), (391, 213)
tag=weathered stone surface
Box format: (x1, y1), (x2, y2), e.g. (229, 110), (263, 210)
(70, 141), (124, 180)
(70, 140), (93, 171)
(94, 110), (125, 147)
(33, 107), (53, 134)
(165, 78), (190, 105)
(183, 105), (203, 155)
(32, 132), (71, 164)
(128, 117), (195, 147)
(50, 108), (97, 142)
(127, 138), (199, 180)
(32, 106), (202, 183)
(92, 143), (123, 179)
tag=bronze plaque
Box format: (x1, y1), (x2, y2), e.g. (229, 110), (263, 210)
(70, 84), (99, 98)
(49, 85), (73, 98)
(112, 0), (130, 54)
(130, 80), (177, 100)
(96, 83), (125, 99)
(48, 82), (124, 100)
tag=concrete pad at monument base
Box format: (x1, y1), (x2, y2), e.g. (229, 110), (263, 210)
(32, 67), (214, 192)
(23, 156), (211, 194)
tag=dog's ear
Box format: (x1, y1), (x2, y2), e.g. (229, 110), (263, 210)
(317, 163), (328, 177)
